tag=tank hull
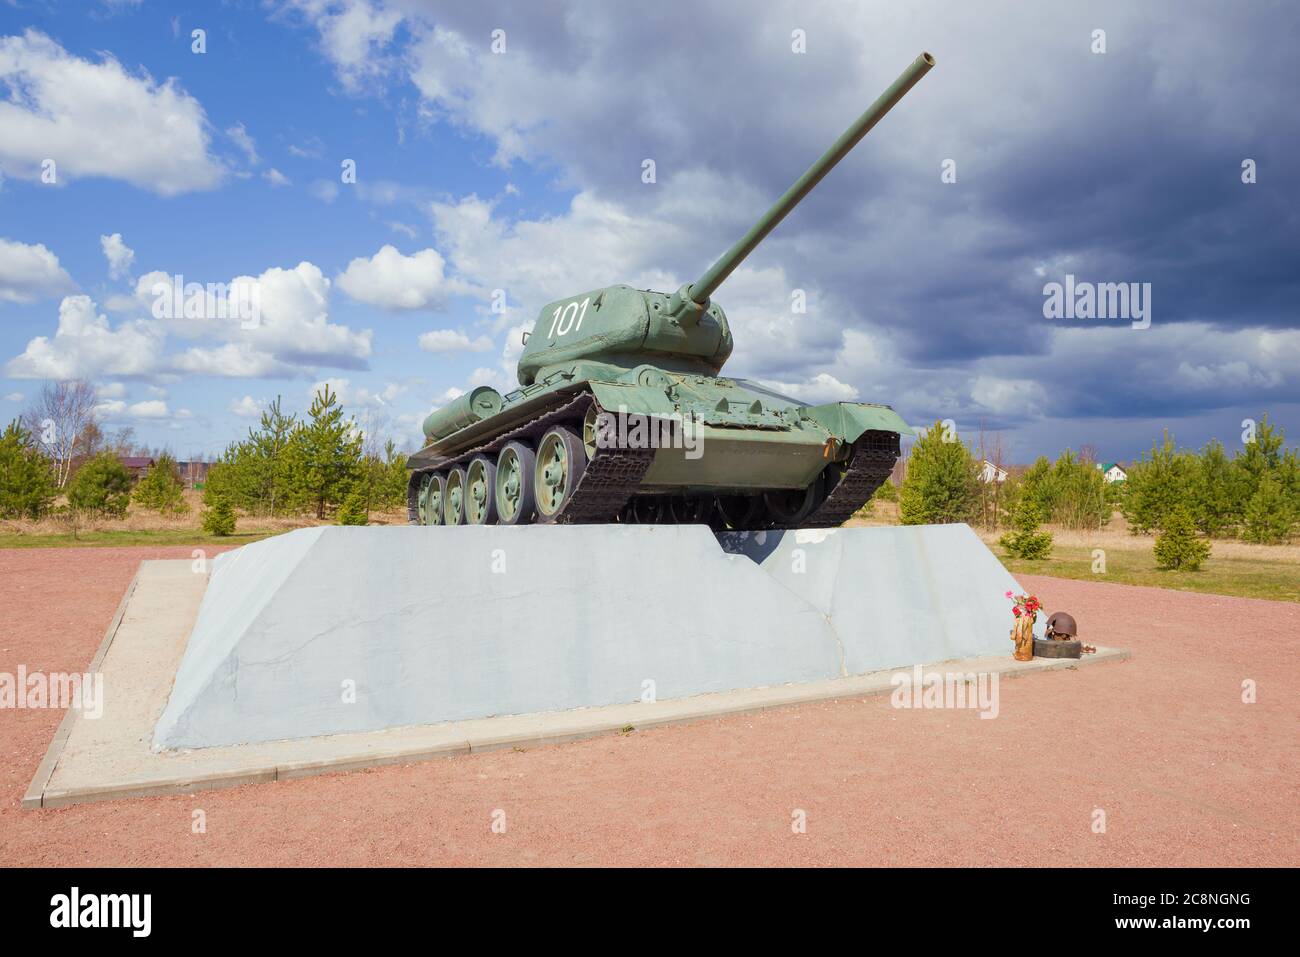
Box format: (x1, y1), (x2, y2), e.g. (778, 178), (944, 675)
(406, 373), (906, 529)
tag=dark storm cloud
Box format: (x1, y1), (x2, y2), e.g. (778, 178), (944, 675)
(363, 0), (1298, 456)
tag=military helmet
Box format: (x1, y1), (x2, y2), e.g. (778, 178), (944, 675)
(1046, 611), (1078, 638)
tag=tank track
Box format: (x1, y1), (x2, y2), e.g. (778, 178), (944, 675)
(408, 401), (897, 529)
(407, 392), (653, 526)
(799, 430), (900, 529)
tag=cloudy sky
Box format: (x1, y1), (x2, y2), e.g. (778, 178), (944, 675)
(0, 0), (1295, 461)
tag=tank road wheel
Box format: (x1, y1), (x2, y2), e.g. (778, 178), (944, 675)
(465, 455), (498, 525)
(582, 404), (602, 461)
(624, 496), (665, 524)
(414, 473), (432, 525)
(495, 441), (537, 526)
(422, 473), (446, 526)
(762, 476), (825, 528)
(406, 471), (425, 525)
(534, 425), (588, 523)
(715, 494), (762, 530)
(444, 466), (468, 526)
(667, 496), (712, 525)
(408, 470), (428, 522)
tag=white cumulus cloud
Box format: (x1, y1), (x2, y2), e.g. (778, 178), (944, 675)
(128, 399), (169, 419)
(226, 122), (258, 165)
(142, 261), (372, 374)
(5, 262), (373, 380)
(287, 0), (402, 92)
(336, 245), (461, 310)
(100, 233), (135, 280)
(228, 394), (265, 417)
(0, 237), (76, 304)
(417, 328), (493, 353)
(310, 377), (405, 409)
(4, 295), (163, 379)
(756, 373), (860, 404)
(0, 31), (225, 194)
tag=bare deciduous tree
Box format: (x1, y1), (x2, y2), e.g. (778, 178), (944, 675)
(104, 426), (137, 456)
(989, 430), (1007, 529)
(975, 420), (1008, 529)
(21, 380), (100, 488)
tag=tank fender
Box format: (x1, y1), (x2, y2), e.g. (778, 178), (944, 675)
(806, 402), (912, 443)
(587, 380), (681, 417)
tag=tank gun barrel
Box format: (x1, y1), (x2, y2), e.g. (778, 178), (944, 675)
(673, 51), (935, 317)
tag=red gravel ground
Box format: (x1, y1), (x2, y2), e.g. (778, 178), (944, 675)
(1, 545), (1296, 867)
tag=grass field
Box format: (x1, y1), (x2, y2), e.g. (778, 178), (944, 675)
(5, 497), (1295, 602)
(976, 514), (1298, 603)
(0, 529), (278, 549)
(995, 543), (1298, 603)
(0, 488), (406, 549)
(853, 503), (1298, 603)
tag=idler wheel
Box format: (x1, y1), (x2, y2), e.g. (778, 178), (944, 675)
(444, 466), (468, 526)
(495, 441), (537, 526)
(534, 426), (587, 523)
(465, 455), (498, 525)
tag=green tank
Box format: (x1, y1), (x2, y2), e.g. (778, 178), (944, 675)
(407, 52), (935, 529)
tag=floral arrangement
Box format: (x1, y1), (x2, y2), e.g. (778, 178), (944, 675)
(1005, 591), (1041, 619)
(1006, 591), (1040, 661)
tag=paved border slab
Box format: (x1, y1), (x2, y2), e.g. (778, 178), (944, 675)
(26, 559), (1128, 808)
(20, 566), (141, 809)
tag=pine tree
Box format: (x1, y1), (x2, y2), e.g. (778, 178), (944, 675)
(0, 419), (57, 519)
(202, 455), (239, 509)
(67, 453), (132, 517)
(201, 495), (237, 536)
(379, 439), (412, 511)
(131, 452), (189, 514)
(999, 498), (1054, 559)
(1154, 504), (1211, 570)
(291, 384), (363, 519)
(899, 421), (979, 525)
(1233, 414), (1285, 504)
(246, 396), (299, 516)
(1122, 431), (1195, 534)
(1193, 438), (1237, 537)
(1018, 456), (1056, 519)
(1049, 449), (1109, 530)
(1241, 473), (1295, 545)
(337, 486), (369, 526)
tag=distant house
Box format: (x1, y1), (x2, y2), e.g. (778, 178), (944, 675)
(1097, 461), (1128, 483)
(979, 460), (1008, 483)
(118, 456), (155, 482)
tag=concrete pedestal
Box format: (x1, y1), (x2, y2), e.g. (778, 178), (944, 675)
(154, 523), (1042, 750)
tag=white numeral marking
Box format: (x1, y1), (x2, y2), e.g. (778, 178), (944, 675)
(547, 297), (591, 339)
